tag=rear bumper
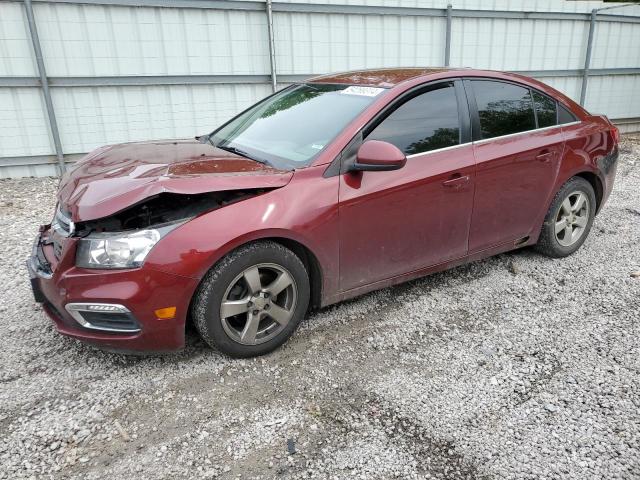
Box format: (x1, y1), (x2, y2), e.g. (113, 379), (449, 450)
(27, 232), (199, 353)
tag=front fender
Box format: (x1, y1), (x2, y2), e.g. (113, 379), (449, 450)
(144, 166), (340, 300)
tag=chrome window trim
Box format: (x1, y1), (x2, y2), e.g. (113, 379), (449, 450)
(558, 120), (582, 128)
(404, 120), (581, 159)
(472, 121), (581, 146)
(64, 302), (141, 333)
(406, 141), (472, 159)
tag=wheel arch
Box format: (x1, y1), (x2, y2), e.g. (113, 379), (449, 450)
(534, 167), (603, 244)
(574, 171), (604, 214)
(262, 237), (323, 310)
(189, 233), (324, 316)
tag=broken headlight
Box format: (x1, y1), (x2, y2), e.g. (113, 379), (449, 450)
(76, 224), (178, 269)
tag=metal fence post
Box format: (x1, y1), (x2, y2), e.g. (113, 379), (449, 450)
(23, 0), (65, 175)
(445, 4), (452, 67)
(266, 0), (277, 92)
(580, 9), (597, 106)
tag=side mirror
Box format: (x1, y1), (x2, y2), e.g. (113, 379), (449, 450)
(350, 140), (407, 172)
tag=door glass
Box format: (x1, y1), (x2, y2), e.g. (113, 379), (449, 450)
(472, 80), (536, 139)
(367, 83), (460, 155)
(532, 90), (557, 128)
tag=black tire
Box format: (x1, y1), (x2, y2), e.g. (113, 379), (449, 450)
(192, 241), (310, 358)
(536, 176), (596, 258)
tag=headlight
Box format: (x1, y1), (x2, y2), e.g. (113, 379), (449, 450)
(76, 226), (173, 269)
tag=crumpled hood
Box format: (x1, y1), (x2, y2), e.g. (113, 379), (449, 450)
(58, 139), (294, 221)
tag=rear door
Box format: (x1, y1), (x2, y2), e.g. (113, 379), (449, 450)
(465, 79), (565, 252)
(338, 80), (475, 291)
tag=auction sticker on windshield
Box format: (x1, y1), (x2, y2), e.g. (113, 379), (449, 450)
(340, 86), (385, 97)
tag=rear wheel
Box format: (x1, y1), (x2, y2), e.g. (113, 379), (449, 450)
(536, 176), (596, 258)
(192, 241), (310, 357)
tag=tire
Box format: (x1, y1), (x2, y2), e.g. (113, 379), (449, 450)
(536, 176), (596, 258)
(192, 241), (310, 358)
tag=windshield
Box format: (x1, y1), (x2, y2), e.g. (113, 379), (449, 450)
(211, 83), (386, 170)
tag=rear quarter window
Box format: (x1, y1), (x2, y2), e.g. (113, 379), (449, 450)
(558, 104), (578, 124)
(532, 90), (557, 128)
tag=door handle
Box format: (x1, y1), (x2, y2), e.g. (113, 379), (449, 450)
(536, 151), (553, 162)
(442, 174), (470, 188)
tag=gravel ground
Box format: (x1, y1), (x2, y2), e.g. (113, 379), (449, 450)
(1, 135), (639, 480)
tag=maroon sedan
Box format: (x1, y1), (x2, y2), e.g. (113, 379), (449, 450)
(27, 68), (619, 357)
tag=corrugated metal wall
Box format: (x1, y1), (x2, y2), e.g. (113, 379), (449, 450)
(1, 0), (639, 177)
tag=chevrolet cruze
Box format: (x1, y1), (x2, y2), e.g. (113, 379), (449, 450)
(27, 68), (619, 357)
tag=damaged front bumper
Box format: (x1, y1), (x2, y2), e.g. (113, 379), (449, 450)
(27, 228), (199, 353)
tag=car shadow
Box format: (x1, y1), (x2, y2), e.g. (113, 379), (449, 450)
(63, 245), (549, 365)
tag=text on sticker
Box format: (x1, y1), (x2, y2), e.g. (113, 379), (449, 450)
(340, 86), (385, 97)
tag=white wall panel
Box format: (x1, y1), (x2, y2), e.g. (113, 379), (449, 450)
(275, 12), (445, 73)
(584, 75), (640, 119)
(33, 3), (271, 76)
(0, 163), (57, 178)
(0, 3), (37, 76)
(0, 88), (53, 157)
(273, 0), (640, 16)
(1, 0), (640, 177)
(50, 83), (272, 154)
(452, 18), (589, 71)
(590, 21), (640, 69)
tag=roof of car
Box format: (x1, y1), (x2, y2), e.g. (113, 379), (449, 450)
(307, 67), (466, 87)
(306, 67), (589, 119)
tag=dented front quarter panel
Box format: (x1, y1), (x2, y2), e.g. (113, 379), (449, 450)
(58, 139), (294, 221)
(144, 165), (341, 303)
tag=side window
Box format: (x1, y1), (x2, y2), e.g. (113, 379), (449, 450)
(532, 90), (557, 128)
(472, 80), (536, 139)
(367, 83), (460, 155)
(558, 104), (577, 124)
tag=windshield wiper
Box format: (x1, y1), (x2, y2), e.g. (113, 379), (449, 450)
(215, 144), (272, 167)
(197, 133), (273, 167)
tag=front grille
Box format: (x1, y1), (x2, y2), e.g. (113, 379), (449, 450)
(53, 206), (73, 236)
(52, 236), (64, 260)
(52, 206), (73, 259)
(35, 241), (53, 276)
(53, 240), (63, 259)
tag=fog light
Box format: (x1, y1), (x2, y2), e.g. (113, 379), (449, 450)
(154, 306), (176, 320)
(86, 304), (126, 312)
(65, 303), (140, 333)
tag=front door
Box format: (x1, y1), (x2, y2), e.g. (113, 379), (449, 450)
(338, 81), (475, 292)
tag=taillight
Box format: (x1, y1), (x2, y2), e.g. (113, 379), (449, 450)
(611, 125), (620, 144)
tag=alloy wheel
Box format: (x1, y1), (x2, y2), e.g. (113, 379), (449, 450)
(554, 190), (590, 247)
(219, 263), (297, 345)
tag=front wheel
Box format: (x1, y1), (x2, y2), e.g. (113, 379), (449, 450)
(192, 241), (310, 358)
(536, 176), (596, 258)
